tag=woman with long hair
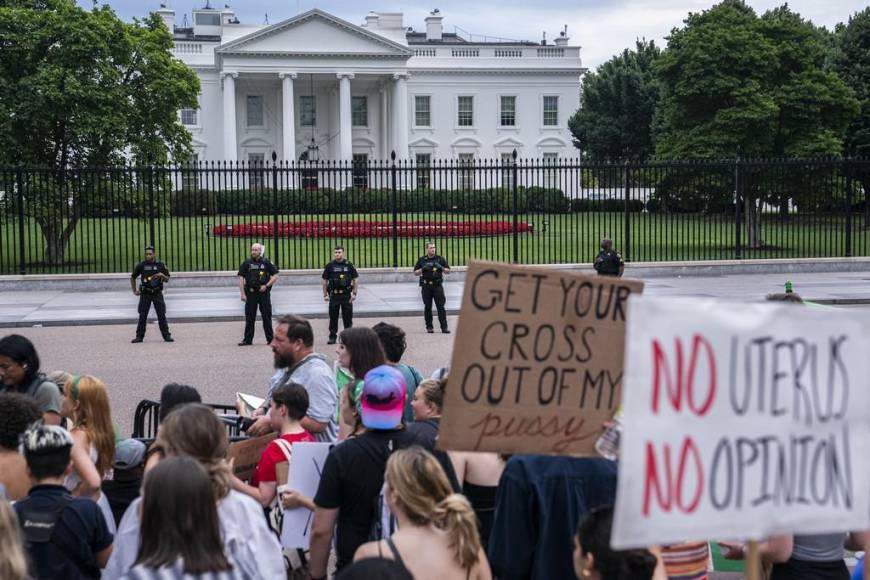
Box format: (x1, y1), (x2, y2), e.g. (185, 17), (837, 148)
(337, 327), (386, 439)
(354, 447), (492, 580)
(61, 374), (117, 534)
(0, 500), (29, 580)
(104, 403), (283, 580)
(121, 456), (244, 579)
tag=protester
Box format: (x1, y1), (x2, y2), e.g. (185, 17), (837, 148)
(231, 382), (315, 508)
(354, 446), (492, 579)
(336, 327), (388, 439)
(0, 334), (62, 425)
(120, 457), (247, 579)
(449, 451), (505, 548)
(247, 315), (337, 443)
(574, 506), (660, 580)
(15, 424), (113, 579)
(335, 557), (414, 580)
(158, 383), (202, 421)
(309, 365), (428, 577)
(372, 322), (423, 424)
(105, 404), (283, 580)
(61, 374), (117, 534)
(719, 532), (870, 580)
(0, 499), (29, 580)
(487, 455), (618, 580)
(101, 439), (147, 528)
(406, 377), (459, 490)
(0, 392), (42, 500)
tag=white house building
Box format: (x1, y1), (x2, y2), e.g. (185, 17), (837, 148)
(160, 5), (584, 167)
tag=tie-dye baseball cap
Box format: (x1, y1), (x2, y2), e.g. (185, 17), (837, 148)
(359, 365), (407, 430)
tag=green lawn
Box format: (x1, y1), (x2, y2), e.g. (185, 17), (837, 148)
(1, 211), (865, 274)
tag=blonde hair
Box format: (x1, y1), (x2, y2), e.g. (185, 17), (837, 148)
(0, 500), (29, 580)
(65, 375), (115, 476)
(156, 403), (231, 500)
(417, 377), (446, 414)
(385, 447), (481, 570)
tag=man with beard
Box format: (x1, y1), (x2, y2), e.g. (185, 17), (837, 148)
(246, 314), (337, 442)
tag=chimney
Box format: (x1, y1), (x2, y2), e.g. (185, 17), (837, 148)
(157, 4), (175, 32)
(365, 11), (379, 28)
(554, 25), (569, 46)
(221, 4), (236, 24)
(540, 31), (547, 46)
(425, 9), (443, 42)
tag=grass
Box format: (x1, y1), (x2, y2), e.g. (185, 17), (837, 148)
(1, 211), (867, 274)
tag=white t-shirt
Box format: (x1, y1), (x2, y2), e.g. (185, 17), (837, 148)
(103, 490), (284, 580)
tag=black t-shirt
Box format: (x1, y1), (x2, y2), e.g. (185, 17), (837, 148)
(313, 429), (427, 570)
(15, 484), (113, 580)
(131, 260), (170, 292)
(237, 257), (278, 290)
(322, 260), (359, 292)
(407, 418), (461, 492)
(414, 255), (449, 286)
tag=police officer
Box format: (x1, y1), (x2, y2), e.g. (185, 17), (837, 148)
(413, 241), (451, 334)
(130, 246), (173, 343)
(322, 245), (359, 345)
(593, 237), (625, 277)
(237, 243), (279, 346)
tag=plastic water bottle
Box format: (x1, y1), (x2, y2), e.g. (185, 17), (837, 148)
(595, 408), (623, 461)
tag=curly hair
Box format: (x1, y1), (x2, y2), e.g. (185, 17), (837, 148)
(0, 393), (41, 450)
(372, 322), (407, 363)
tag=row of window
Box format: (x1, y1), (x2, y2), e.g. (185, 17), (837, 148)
(180, 94), (561, 129)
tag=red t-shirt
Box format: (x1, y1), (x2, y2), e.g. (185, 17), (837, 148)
(252, 431), (316, 486)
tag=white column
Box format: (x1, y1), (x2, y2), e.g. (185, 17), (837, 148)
(337, 73), (354, 162)
(392, 73), (410, 160)
(222, 72), (238, 161)
(279, 72), (297, 162)
(379, 83), (389, 160)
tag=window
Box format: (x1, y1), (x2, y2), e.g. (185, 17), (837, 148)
(195, 12), (221, 26)
(416, 153), (431, 189)
(458, 153), (475, 190)
(248, 152), (265, 188)
(457, 96), (473, 127)
(415, 96), (431, 127)
(181, 109), (198, 126)
(501, 152), (514, 189)
(500, 96), (516, 126)
(300, 96), (316, 127)
(352, 154), (368, 189)
(246, 95), (264, 127)
(182, 154), (199, 192)
(543, 96), (559, 126)
(352, 96), (368, 127)
(543, 152), (559, 187)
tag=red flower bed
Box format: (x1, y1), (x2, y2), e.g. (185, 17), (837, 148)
(212, 220), (532, 238)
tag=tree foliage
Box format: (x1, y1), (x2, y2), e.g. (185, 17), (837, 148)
(569, 39), (661, 160)
(833, 8), (870, 158)
(0, 0), (199, 264)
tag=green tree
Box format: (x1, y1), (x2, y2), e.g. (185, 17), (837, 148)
(654, 0), (858, 247)
(0, 0), (199, 265)
(569, 39), (661, 160)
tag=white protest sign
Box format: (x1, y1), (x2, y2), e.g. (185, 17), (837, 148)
(280, 442), (332, 549)
(612, 297), (870, 549)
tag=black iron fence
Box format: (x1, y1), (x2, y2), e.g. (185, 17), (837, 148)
(1, 155), (869, 274)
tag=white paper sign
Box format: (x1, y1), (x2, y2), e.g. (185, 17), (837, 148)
(612, 297), (870, 549)
(280, 442), (332, 549)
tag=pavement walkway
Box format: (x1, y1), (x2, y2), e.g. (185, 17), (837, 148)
(2, 269), (870, 327)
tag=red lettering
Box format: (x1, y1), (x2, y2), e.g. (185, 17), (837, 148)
(687, 334), (717, 416)
(643, 437), (706, 517)
(642, 441), (673, 516)
(652, 335), (717, 416)
(676, 437), (704, 513)
(651, 339), (683, 413)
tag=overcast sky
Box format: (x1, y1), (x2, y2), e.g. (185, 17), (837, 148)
(90, 0), (867, 69)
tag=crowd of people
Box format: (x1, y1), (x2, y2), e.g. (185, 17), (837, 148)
(0, 308), (867, 580)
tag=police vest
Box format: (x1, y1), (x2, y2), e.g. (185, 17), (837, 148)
(245, 261), (271, 290)
(595, 251), (620, 275)
(328, 262), (353, 291)
(420, 257), (444, 285)
(140, 263), (164, 292)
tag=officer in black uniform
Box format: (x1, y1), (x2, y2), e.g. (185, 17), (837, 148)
(413, 241), (451, 334)
(322, 245), (359, 345)
(237, 243), (279, 346)
(593, 237), (625, 277)
(130, 246), (173, 343)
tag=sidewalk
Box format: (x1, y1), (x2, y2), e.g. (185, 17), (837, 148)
(2, 270), (869, 327)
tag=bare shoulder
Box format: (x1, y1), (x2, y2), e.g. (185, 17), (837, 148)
(70, 428), (90, 446)
(354, 540), (388, 562)
(473, 548), (493, 580)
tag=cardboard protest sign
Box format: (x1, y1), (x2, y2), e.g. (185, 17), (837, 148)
(612, 297), (870, 549)
(281, 442), (332, 549)
(226, 433), (276, 482)
(438, 261), (644, 455)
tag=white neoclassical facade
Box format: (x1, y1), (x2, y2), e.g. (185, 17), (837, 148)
(160, 6), (585, 164)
